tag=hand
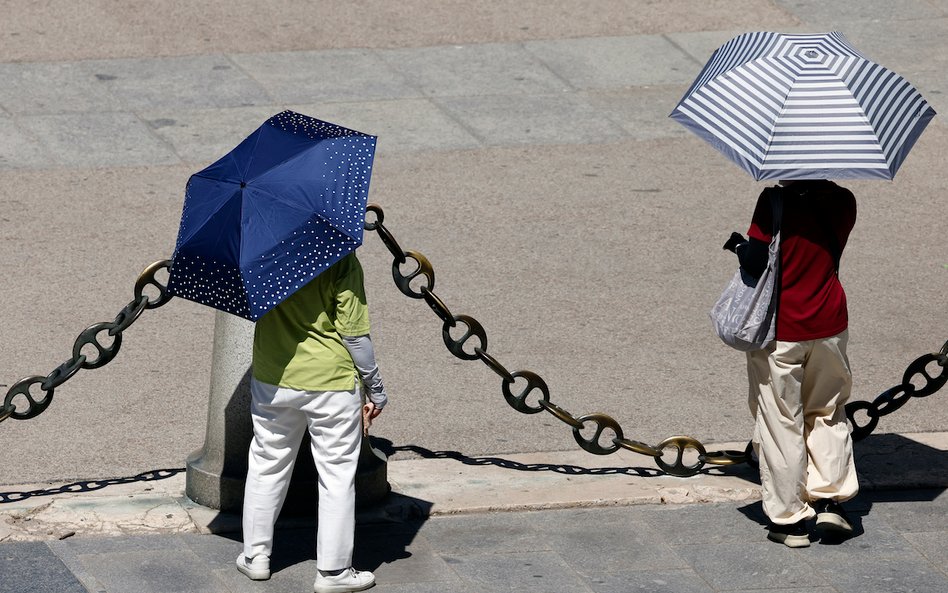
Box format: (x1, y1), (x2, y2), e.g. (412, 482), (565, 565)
(723, 231), (747, 253)
(362, 402), (383, 436)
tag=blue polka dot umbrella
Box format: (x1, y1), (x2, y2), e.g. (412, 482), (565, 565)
(168, 110), (377, 321)
(670, 31), (935, 180)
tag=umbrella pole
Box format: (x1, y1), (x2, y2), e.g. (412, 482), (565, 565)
(184, 310), (389, 516)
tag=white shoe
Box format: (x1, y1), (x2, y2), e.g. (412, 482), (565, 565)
(814, 499), (854, 535)
(313, 567), (376, 592)
(236, 554), (271, 580)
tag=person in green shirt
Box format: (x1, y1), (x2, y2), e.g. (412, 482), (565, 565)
(236, 253), (388, 593)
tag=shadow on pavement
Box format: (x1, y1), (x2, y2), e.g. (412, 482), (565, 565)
(736, 433), (947, 544)
(0, 468), (185, 504)
(376, 438), (762, 481)
(218, 520), (425, 574)
(374, 438), (667, 477)
(853, 432), (948, 490)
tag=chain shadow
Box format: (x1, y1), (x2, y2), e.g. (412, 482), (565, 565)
(374, 437), (668, 478)
(373, 438), (765, 482)
(0, 468), (186, 504)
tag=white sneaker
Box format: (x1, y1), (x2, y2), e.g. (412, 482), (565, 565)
(814, 499), (854, 535)
(236, 554), (271, 580)
(313, 567), (376, 593)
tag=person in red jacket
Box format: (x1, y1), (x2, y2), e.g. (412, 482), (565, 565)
(727, 179), (858, 548)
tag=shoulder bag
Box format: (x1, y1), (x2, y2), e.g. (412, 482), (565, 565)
(709, 189), (783, 351)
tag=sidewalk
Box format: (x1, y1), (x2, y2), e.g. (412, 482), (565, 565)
(1, 4), (946, 592)
(2, 432), (947, 592)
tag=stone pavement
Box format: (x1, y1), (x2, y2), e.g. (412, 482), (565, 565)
(6, 489), (948, 593)
(2, 432), (948, 592)
(2, 1), (946, 483)
(1, 1), (947, 592)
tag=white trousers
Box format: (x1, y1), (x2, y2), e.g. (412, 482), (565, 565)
(242, 377), (362, 571)
(746, 330), (858, 524)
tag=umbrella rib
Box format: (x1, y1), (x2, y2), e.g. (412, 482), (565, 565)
(245, 121), (372, 184)
(253, 150), (367, 239)
(239, 128), (267, 182)
(671, 31), (933, 180)
(173, 179), (242, 251)
(239, 186), (319, 265)
(248, 182), (360, 241)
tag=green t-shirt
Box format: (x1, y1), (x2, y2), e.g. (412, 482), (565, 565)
(252, 253), (371, 391)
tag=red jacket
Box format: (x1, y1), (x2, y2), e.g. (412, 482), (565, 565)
(747, 181), (857, 342)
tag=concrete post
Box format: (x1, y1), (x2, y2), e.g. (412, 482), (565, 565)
(185, 310), (389, 514)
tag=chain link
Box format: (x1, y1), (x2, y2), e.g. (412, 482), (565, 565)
(365, 203), (948, 477)
(1, 260), (173, 423)
(4, 203), (942, 471)
(845, 340), (948, 442)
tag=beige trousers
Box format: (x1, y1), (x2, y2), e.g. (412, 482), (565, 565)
(746, 330), (858, 524)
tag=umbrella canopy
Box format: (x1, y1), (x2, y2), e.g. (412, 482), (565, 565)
(168, 110), (377, 321)
(670, 31), (935, 180)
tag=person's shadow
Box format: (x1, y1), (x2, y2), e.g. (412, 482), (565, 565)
(737, 433), (947, 544)
(261, 518), (424, 573)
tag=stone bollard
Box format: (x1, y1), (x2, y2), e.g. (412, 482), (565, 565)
(185, 310), (389, 514)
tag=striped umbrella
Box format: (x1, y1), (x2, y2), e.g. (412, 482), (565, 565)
(670, 31), (936, 180)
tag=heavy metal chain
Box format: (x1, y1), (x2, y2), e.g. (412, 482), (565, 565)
(364, 203), (948, 477)
(0, 260), (173, 424)
(845, 341), (948, 442)
(3, 206), (945, 478)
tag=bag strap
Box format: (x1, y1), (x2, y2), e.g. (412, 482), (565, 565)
(818, 216), (842, 272)
(768, 186), (783, 236)
(776, 183), (840, 271)
(768, 186), (784, 329)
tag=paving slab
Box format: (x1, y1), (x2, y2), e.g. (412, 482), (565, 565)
(0, 62), (125, 115)
(0, 540), (86, 593)
(588, 569), (715, 593)
(15, 112), (181, 167)
(2, 488), (947, 592)
(524, 35), (702, 89)
(0, 116), (49, 169)
(230, 50), (420, 105)
(540, 511), (689, 573)
(902, 531), (948, 567)
(434, 93), (627, 146)
(581, 87), (694, 140)
(288, 99), (483, 155)
(79, 56), (272, 111)
(138, 106), (282, 164)
(0, 1), (800, 62)
(379, 43), (569, 98)
(812, 556), (948, 593)
(0, 2), (946, 592)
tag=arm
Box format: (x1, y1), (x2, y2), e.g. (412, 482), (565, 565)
(736, 238), (769, 278)
(722, 232), (768, 279)
(341, 333), (388, 431)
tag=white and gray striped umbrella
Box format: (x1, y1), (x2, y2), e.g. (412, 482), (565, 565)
(670, 31), (936, 180)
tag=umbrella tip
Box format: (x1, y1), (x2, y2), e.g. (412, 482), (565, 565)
(240, 181), (247, 188)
